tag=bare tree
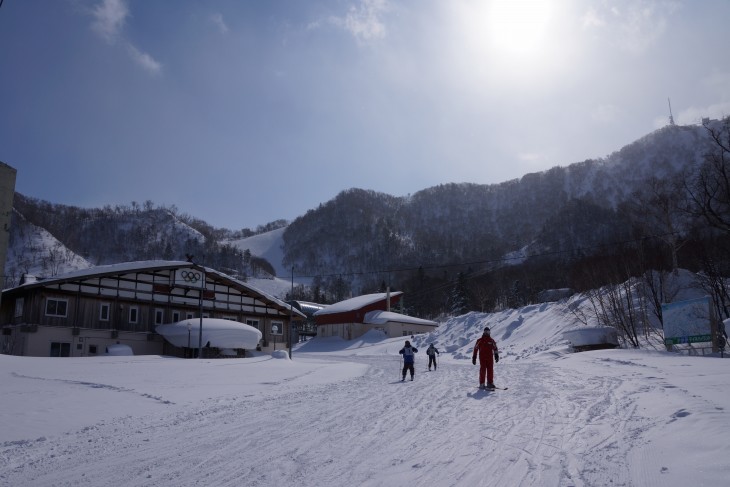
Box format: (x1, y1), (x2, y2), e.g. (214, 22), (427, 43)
(626, 177), (693, 274)
(685, 117), (730, 233)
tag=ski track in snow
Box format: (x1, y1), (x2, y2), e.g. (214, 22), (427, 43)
(0, 353), (717, 487)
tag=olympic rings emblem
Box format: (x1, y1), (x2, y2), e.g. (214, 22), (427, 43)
(180, 270), (201, 283)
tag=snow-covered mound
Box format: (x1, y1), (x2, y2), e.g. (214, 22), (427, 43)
(156, 318), (262, 349)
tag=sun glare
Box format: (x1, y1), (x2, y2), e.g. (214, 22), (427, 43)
(488, 0), (552, 56)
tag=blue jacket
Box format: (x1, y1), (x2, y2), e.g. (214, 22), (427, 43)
(399, 345), (418, 364)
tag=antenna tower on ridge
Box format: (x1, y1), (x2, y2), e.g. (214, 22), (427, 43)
(668, 98), (675, 126)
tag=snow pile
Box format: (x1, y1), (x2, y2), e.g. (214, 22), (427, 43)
(155, 318), (262, 349)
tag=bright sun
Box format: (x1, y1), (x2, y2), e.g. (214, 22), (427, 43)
(488, 0), (552, 57)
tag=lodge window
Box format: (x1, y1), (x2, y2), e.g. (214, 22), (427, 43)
(129, 306), (139, 324)
(50, 342), (71, 357)
(172, 311), (180, 323)
(186, 312), (194, 320)
(14, 298), (24, 318)
(246, 319), (260, 330)
(99, 303), (110, 321)
(45, 298), (68, 318)
(154, 309), (164, 325)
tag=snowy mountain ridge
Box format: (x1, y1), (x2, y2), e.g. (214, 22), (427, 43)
(5, 120), (726, 309)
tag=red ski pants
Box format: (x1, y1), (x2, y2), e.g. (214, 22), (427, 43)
(478, 356), (494, 385)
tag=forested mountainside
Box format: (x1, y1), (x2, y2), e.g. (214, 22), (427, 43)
(6, 119), (730, 317)
(282, 123), (713, 274)
(6, 196), (284, 287)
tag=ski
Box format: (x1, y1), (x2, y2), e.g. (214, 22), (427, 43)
(476, 386), (508, 391)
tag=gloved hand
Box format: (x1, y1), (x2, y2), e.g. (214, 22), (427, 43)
(472, 357), (476, 365)
(494, 352), (499, 363)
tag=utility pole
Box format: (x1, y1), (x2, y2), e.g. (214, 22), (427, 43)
(289, 266), (294, 359)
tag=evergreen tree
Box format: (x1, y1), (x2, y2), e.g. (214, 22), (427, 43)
(448, 272), (471, 315)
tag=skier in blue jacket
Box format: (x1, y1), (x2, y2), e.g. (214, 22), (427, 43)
(399, 340), (418, 381)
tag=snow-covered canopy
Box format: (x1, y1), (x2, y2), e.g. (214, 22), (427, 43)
(156, 318), (262, 349)
(364, 310), (437, 327)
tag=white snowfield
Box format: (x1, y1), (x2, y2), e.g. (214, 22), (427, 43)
(1, 305), (729, 487)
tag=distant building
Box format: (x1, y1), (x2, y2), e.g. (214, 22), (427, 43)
(0, 161), (17, 296)
(314, 292), (438, 340)
(0, 260), (305, 357)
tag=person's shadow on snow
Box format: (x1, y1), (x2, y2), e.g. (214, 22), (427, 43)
(466, 389), (493, 399)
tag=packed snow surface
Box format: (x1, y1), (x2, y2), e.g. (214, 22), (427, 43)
(1, 300), (729, 487)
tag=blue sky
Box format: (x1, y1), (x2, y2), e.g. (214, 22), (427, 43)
(1, 0), (729, 230)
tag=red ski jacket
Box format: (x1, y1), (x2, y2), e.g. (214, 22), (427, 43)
(472, 336), (498, 362)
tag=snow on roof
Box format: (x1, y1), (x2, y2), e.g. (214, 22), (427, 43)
(7, 260), (304, 318)
(364, 310), (438, 327)
(15, 260), (190, 285)
(314, 292), (403, 316)
(156, 318), (262, 349)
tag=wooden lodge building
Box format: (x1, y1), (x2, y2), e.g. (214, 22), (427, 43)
(0, 260), (305, 358)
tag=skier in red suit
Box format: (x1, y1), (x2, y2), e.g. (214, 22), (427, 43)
(472, 327), (499, 390)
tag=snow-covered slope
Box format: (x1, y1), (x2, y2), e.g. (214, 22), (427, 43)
(226, 227), (287, 277)
(4, 212), (91, 286)
(1, 293), (728, 487)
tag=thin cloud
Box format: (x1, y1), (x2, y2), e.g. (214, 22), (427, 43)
(325, 0), (389, 44)
(127, 44), (162, 76)
(679, 102), (730, 125)
(210, 12), (229, 35)
(88, 0), (162, 75)
(580, 0), (680, 54)
(91, 0), (128, 42)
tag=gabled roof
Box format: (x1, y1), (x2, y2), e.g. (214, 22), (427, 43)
(314, 292), (403, 316)
(2, 260), (305, 319)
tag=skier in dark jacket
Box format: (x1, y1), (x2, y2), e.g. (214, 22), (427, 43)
(399, 340), (418, 381)
(426, 344), (440, 371)
(472, 327), (499, 390)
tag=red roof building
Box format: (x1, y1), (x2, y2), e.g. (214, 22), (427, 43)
(314, 292), (438, 340)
